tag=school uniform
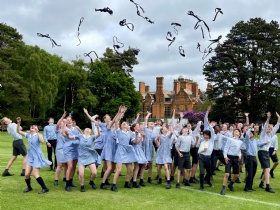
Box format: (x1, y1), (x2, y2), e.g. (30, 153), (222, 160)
(175, 134), (194, 170)
(144, 127), (154, 162)
(258, 122), (279, 169)
(239, 133), (247, 166)
(7, 123), (27, 157)
(269, 135), (279, 163)
(211, 132), (222, 174)
(73, 134), (100, 166)
(131, 132), (147, 164)
(198, 125), (215, 190)
(190, 122), (202, 166)
(63, 127), (81, 162)
(244, 129), (258, 191)
(44, 124), (57, 169)
(114, 129), (137, 164)
(100, 123), (117, 162)
(151, 126), (162, 152)
(55, 129), (67, 163)
(91, 116), (105, 155)
(156, 133), (172, 165)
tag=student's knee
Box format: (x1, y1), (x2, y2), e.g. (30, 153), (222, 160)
(224, 173), (230, 178)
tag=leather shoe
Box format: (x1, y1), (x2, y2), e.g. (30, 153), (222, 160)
(2, 172), (14, 176)
(100, 184), (106, 190)
(54, 180), (58, 186)
(70, 183), (77, 187)
(111, 185), (118, 192)
(24, 188), (33, 193)
(220, 189), (226, 195)
(244, 188), (252, 192)
(265, 187), (275, 193)
(228, 184), (234, 191)
(38, 188), (49, 194)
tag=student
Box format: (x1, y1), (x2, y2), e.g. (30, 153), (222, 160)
(111, 106), (137, 192)
(65, 126), (100, 192)
(43, 117), (57, 171)
(54, 112), (68, 186)
(210, 126), (221, 177)
(131, 124), (147, 188)
(244, 124), (258, 192)
(143, 112), (154, 184)
(258, 112), (280, 193)
(220, 129), (243, 195)
(175, 126), (194, 188)
(152, 119), (163, 180)
(63, 116), (81, 192)
(16, 117), (51, 194)
(1, 117), (27, 177)
(269, 134), (279, 178)
(155, 125), (174, 189)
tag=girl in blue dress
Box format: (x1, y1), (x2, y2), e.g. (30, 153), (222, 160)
(143, 112), (154, 184)
(111, 106), (137, 192)
(16, 117), (51, 194)
(131, 124), (147, 188)
(66, 127), (100, 192)
(63, 116), (81, 192)
(155, 125), (174, 189)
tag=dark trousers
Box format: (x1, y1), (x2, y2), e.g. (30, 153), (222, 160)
(199, 154), (211, 188)
(211, 150), (221, 174)
(245, 156), (257, 190)
(47, 139), (57, 168)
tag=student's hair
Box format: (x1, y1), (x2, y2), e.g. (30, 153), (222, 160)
(268, 124), (273, 130)
(130, 124), (138, 132)
(234, 128), (241, 137)
(203, 130), (211, 138)
(179, 127), (189, 135)
(48, 117), (54, 121)
(0, 118), (5, 125)
(103, 114), (110, 121)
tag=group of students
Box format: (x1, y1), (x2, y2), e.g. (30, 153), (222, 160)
(1, 106), (279, 195)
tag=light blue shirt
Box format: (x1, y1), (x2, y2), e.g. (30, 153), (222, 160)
(7, 123), (22, 141)
(223, 136), (243, 158)
(43, 124), (57, 142)
(270, 135), (278, 151)
(259, 122), (279, 151)
(199, 125), (215, 155)
(245, 129), (258, 156)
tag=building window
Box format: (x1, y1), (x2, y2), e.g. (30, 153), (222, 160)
(184, 105), (188, 111)
(184, 98), (188, 102)
(176, 98), (179, 102)
(165, 98), (171, 102)
(165, 106), (171, 117)
(176, 105), (179, 111)
(180, 92), (184, 96)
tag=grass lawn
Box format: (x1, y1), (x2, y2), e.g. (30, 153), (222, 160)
(1, 132), (280, 210)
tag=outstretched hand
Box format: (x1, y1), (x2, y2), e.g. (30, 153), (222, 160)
(16, 117), (21, 123)
(244, 113), (249, 117)
(206, 105), (211, 112)
(83, 108), (88, 114)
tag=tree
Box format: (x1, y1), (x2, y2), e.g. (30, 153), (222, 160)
(203, 18), (280, 122)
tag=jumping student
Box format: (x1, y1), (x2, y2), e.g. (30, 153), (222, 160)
(155, 125), (174, 189)
(244, 123), (258, 192)
(143, 112), (155, 184)
(175, 126), (195, 188)
(65, 125), (100, 192)
(220, 128), (243, 195)
(54, 112), (68, 186)
(1, 117), (27, 177)
(258, 112), (280, 193)
(111, 106), (137, 192)
(16, 117), (51, 194)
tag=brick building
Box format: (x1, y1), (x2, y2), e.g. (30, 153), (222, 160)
(139, 76), (206, 118)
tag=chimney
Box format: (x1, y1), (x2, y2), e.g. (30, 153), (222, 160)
(173, 80), (179, 94)
(192, 82), (198, 97)
(145, 85), (150, 93)
(156, 77), (164, 92)
(139, 81), (145, 95)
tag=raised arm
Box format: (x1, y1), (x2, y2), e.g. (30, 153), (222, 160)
(271, 112), (280, 136)
(171, 109), (176, 127)
(204, 105), (211, 131)
(56, 111), (67, 131)
(144, 111), (152, 127)
(260, 112), (271, 138)
(16, 117), (25, 136)
(192, 121), (202, 137)
(244, 113), (249, 125)
(179, 112), (184, 130)
(132, 113), (140, 124)
(94, 125), (101, 139)
(83, 108), (98, 124)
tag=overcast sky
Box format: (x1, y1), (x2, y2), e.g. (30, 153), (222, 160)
(1, 0), (280, 92)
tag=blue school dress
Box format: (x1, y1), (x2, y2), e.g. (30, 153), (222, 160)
(100, 123), (117, 162)
(63, 127), (80, 161)
(144, 127), (154, 162)
(24, 133), (51, 168)
(114, 129), (137, 164)
(131, 132), (148, 164)
(55, 129), (67, 163)
(156, 134), (172, 164)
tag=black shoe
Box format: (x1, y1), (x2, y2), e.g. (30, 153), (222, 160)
(100, 184), (106, 190)
(156, 179), (162, 185)
(170, 176), (174, 182)
(2, 171), (14, 176)
(270, 170), (275, 178)
(20, 172), (25, 176)
(105, 179), (110, 185)
(139, 181), (146, 187)
(70, 183), (77, 187)
(111, 185), (118, 192)
(65, 186), (71, 192)
(250, 188), (256, 191)
(184, 181), (192, 186)
(176, 183), (180, 188)
(259, 182), (265, 189)
(235, 178), (241, 183)
(244, 188), (252, 192)
(260, 172), (264, 179)
(200, 187), (205, 191)
(63, 177), (66, 182)
(132, 183), (141, 188)
(166, 183), (171, 189)
(91, 183), (97, 189)
(80, 187), (85, 192)
(193, 177), (199, 182)
(38, 188), (49, 194)
(265, 187), (275, 193)
(147, 178), (153, 184)
(54, 180), (58, 186)
(124, 183), (132, 188)
(24, 188), (33, 193)
(207, 181), (213, 188)
(228, 184), (234, 191)
(154, 175), (159, 180)
(220, 188), (226, 195)
(215, 167), (221, 171)
(189, 177), (196, 184)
